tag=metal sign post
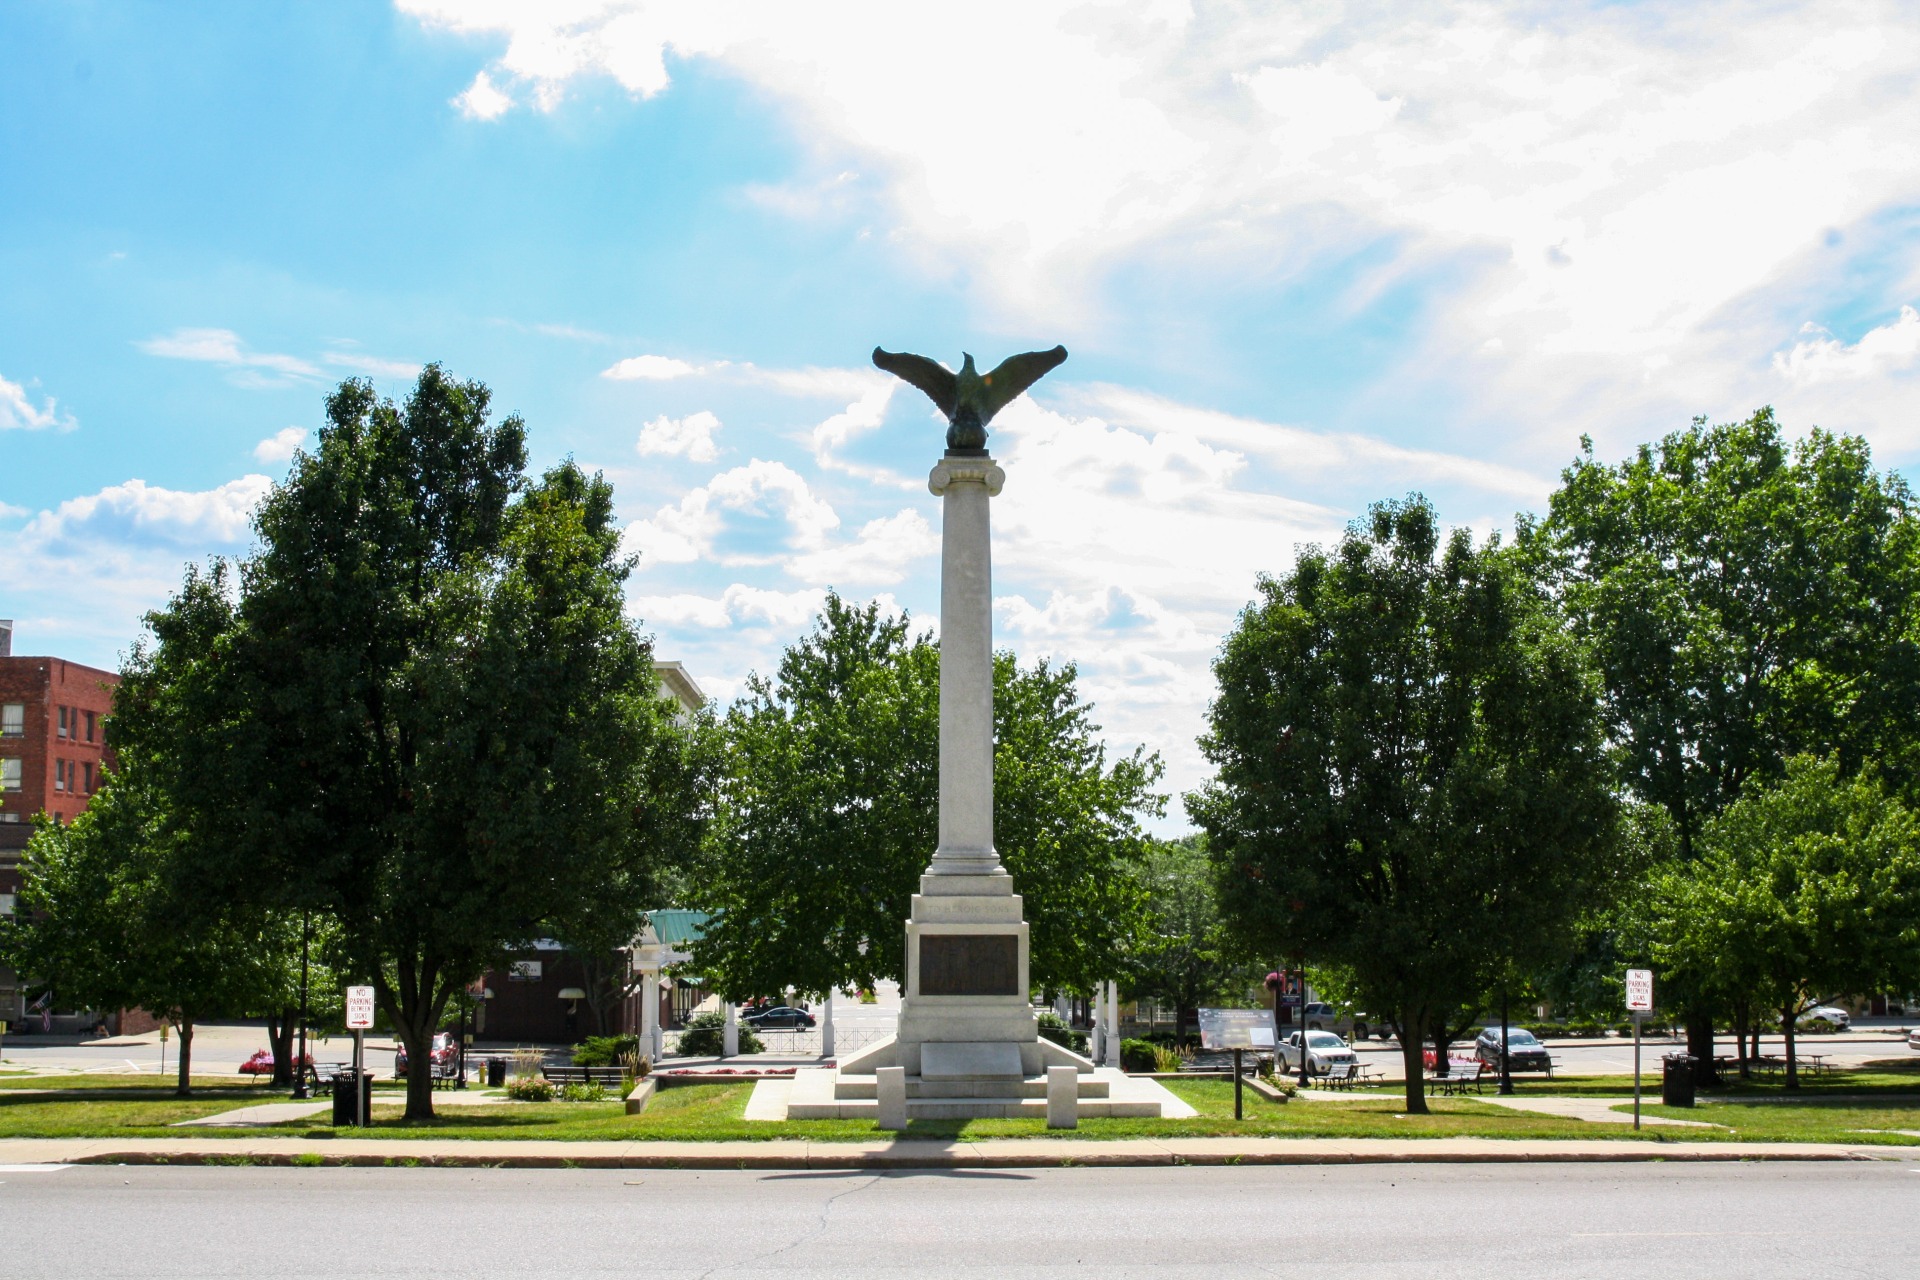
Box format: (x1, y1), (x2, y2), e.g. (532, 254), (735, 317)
(346, 985), (375, 1128)
(1625, 968), (1653, 1131)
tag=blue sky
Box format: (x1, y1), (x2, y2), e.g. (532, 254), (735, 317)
(5, 2), (1920, 814)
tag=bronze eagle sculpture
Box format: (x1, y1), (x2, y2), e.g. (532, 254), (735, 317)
(872, 344), (1068, 454)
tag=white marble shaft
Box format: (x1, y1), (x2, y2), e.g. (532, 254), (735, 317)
(926, 454), (1006, 876)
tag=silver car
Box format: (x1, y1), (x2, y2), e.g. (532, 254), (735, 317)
(1278, 1030), (1358, 1076)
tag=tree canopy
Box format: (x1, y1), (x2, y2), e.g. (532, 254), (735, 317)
(1534, 409), (1920, 1071)
(157, 368), (711, 1118)
(1190, 497), (1623, 1111)
(689, 593), (1163, 1001)
(1645, 755), (1920, 1087)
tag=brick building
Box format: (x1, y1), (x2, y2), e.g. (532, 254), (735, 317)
(0, 620), (120, 1028)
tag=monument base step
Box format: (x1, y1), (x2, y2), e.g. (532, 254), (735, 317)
(831, 1075), (1111, 1101)
(789, 1095), (1164, 1121)
(778, 1066), (1195, 1122)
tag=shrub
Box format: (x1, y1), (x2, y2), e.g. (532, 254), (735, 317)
(509, 1047), (545, 1079)
(1120, 1038), (1160, 1073)
(506, 1076), (554, 1102)
(1149, 1043), (1186, 1073)
(674, 1009), (765, 1056)
(561, 1081), (609, 1102)
(572, 1034), (640, 1067)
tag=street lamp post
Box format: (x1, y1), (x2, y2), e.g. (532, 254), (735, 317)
(1498, 986), (1513, 1096)
(291, 911), (311, 1100)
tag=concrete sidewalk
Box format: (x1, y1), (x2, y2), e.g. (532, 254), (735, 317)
(0, 1134), (1911, 1169)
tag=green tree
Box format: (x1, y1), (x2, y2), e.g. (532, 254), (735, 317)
(1535, 409), (1920, 1072)
(690, 593), (1162, 1001)
(1, 770), (282, 1096)
(1646, 756), (1920, 1088)
(1126, 835), (1257, 1043)
(176, 369), (708, 1119)
(1190, 497), (1621, 1112)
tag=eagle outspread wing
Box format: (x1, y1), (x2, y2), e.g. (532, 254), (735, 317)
(980, 345), (1068, 422)
(872, 347), (958, 420)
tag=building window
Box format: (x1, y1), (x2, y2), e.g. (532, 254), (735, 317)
(84, 710), (97, 743)
(83, 761), (95, 793)
(57, 706), (69, 739)
(54, 760), (67, 793)
(0, 704), (21, 737)
(0, 758), (20, 791)
(0, 893), (14, 916)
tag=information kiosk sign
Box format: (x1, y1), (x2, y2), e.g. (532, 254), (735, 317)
(1199, 1008), (1276, 1050)
(1200, 1008), (1276, 1119)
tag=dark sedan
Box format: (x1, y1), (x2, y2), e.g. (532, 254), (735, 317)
(743, 1005), (816, 1030)
(1474, 1026), (1553, 1074)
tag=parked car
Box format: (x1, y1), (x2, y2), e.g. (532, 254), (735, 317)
(1797, 1005), (1851, 1032)
(238, 1048), (313, 1076)
(1290, 1002), (1393, 1040)
(1907, 1027), (1920, 1051)
(394, 1030), (459, 1077)
(743, 1005), (816, 1030)
(1472, 1026), (1554, 1073)
(1277, 1030), (1357, 1076)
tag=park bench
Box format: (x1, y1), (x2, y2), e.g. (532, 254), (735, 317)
(1427, 1061), (1484, 1095)
(302, 1062), (345, 1095)
(1312, 1061), (1357, 1090)
(541, 1065), (628, 1087)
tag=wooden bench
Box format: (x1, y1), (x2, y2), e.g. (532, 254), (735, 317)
(541, 1066), (628, 1087)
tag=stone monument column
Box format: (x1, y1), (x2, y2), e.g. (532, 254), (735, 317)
(929, 454), (1005, 876)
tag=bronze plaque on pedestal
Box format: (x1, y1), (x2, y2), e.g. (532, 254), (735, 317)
(919, 934), (1019, 996)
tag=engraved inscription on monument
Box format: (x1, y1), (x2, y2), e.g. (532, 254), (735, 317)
(918, 934), (1019, 996)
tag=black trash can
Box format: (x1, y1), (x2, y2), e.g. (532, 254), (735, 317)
(331, 1070), (375, 1126)
(1661, 1053), (1696, 1107)
(486, 1057), (506, 1088)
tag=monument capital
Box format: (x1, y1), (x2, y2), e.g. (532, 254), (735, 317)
(928, 455), (1006, 497)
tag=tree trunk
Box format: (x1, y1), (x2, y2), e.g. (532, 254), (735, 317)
(385, 966), (454, 1122)
(1176, 1002), (1195, 1049)
(1398, 1010), (1428, 1115)
(174, 1017), (194, 1097)
(265, 1008), (297, 1086)
(1684, 1008), (1717, 1086)
(1781, 1003), (1798, 1091)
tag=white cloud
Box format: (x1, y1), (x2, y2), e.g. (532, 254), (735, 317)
(636, 410), (721, 462)
(323, 352), (423, 380)
(602, 353), (712, 380)
(0, 373), (76, 431)
(1773, 306), (1920, 386)
(253, 427), (308, 463)
(624, 458), (840, 566)
(407, 1), (1920, 453)
(788, 508), (937, 586)
(632, 583), (828, 633)
(137, 328), (320, 382)
(16, 476), (269, 553)
(0, 501), (27, 520)
(454, 69), (514, 120)
(0, 475), (270, 663)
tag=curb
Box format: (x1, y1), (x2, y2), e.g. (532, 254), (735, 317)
(44, 1144), (1910, 1171)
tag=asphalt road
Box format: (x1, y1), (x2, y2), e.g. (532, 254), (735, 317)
(1, 1161), (1913, 1278)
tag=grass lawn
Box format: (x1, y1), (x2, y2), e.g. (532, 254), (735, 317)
(1, 1072), (1916, 1146)
(0, 1073), (283, 1092)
